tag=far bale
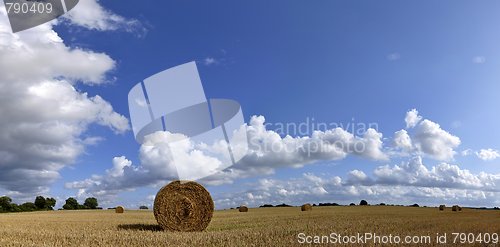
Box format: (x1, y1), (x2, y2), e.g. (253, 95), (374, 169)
(452, 205), (459, 212)
(239, 206), (248, 212)
(458, 206), (462, 211)
(115, 206), (125, 213)
(301, 203), (312, 211)
(439, 205), (445, 211)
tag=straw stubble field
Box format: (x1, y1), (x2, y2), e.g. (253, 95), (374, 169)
(0, 206), (499, 246)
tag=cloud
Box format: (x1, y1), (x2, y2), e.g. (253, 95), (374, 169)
(412, 119), (461, 161)
(405, 109), (422, 129)
(66, 115), (388, 197)
(210, 162), (500, 209)
(203, 57), (217, 66)
(393, 129), (413, 151)
(395, 109), (460, 161)
(0, 7), (128, 198)
(370, 156), (499, 191)
(476, 149), (500, 161)
(63, 0), (145, 33)
(461, 149), (473, 156)
(472, 56), (486, 64)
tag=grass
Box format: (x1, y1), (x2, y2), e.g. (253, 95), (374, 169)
(0, 206), (498, 246)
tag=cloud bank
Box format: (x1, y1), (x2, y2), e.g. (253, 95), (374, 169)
(0, 3), (136, 199)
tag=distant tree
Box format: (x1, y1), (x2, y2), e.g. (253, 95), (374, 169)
(84, 198), (98, 209)
(259, 204), (273, 208)
(0, 196), (13, 212)
(360, 200), (368, 206)
(63, 197), (79, 210)
(379, 203), (386, 206)
(349, 203), (356, 206)
(35, 196), (47, 210)
(139, 206), (149, 210)
(45, 198), (56, 210)
(410, 204), (420, 207)
(275, 203), (292, 207)
(20, 202), (37, 212)
(10, 203), (21, 212)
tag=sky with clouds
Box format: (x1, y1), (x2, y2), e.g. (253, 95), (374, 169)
(0, 0), (499, 210)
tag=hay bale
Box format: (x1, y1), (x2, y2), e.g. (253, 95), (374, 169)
(154, 181), (214, 232)
(301, 203), (312, 211)
(439, 205), (445, 211)
(239, 205), (248, 212)
(458, 206), (462, 211)
(452, 205), (459, 211)
(115, 206), (124, 213)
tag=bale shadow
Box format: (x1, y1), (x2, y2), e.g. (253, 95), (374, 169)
(118, 224), (163, 232)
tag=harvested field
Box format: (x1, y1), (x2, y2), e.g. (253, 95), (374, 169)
(0, 206), (499, 246)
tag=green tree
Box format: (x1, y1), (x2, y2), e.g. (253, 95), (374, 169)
(45, 198), (56, 210)
(34, 196), (47, 210)
(10, 203), (21, 212)
(139, 206), (149, 210)
(84, 197), (98, 209)
(20, 202), (37, 212)
(63, 197), (79, 210)
(0, 196), (13, 212)
(360, 200), (368, 206)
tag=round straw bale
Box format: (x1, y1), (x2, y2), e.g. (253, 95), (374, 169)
(452, 205), (459, 211)
(301, 203), (312, 211)
(115, 206), (124, 213)
(439, 205), (445, 211)
(238, 205), (248, 212)
(154, 180), (214, 232)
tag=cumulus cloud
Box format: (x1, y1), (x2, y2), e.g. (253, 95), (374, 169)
(412, 120), (461, 161)
(66, 115), (389, 197)
(405, 109), (422, 129)
(394, 109), (461, 161)
(63, 0), (144, 33)
(0, 7), (128, 198)
(476, 149), (500, 161)
(393, 129), (413, 151)
(211, 164), (500, 209)
(370, 156), (499, 191)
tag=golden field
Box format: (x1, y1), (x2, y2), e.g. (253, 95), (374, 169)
(0, 206), (499, 246)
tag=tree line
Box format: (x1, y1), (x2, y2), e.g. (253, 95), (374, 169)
(0, 196), (100, 213)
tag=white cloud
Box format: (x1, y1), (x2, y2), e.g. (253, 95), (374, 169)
(405, 109), (422, 129)
(203, 57), (217, 66)
(393, 129), (413, 151)
(0, 6), (128, 198)
(66, 115), (389, 197)
(461, 149), (473, 156)
(413, 119), (461, 161)
(395, 109), (460, 161)
(476, 149), (500, 161)
(63, 0), (144, 33)
(211, 164), (500, 209)
(371, 156), (499, 191)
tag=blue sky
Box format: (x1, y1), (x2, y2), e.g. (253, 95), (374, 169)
(1, 0), (500, 209)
